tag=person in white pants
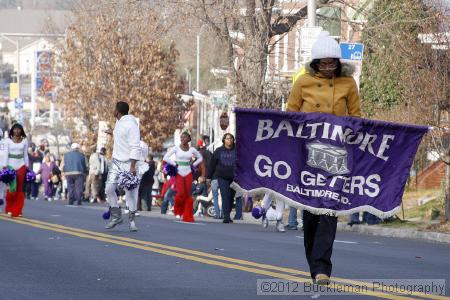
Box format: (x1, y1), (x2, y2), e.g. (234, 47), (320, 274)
(0, 129), (5, 203)
(104, 101), (142, 232)
(261, 193), (286, 232)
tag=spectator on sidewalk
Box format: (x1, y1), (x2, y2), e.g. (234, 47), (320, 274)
(139, 155), (156, 211)
(285, 207), (302, 230)
(208, 133), (237, 224)
(27, 143), (43, 201)
(88, 147), (107, 203)
(160, 174), (175, 215)
(38, 152), (57, 201)
(63, 143), (88, 205)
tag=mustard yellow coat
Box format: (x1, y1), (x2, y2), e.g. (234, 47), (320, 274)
(287, 63), (361, 117)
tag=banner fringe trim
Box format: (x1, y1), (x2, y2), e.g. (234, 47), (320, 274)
(231, 182), (400, 220)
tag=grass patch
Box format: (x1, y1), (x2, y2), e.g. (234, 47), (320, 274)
(399, 197), (444, 220)
(401, 188), (442, 208)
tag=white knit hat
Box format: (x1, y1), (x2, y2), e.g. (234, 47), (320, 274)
(311, 31), (341, 60)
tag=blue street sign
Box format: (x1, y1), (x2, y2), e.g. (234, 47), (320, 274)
(15, 97), (23, 109)
(340, 43), (364, 60)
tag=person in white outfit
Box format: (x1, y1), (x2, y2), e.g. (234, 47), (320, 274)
(2, 123), (29, 217)
(261, 193), (286, 232)
(104, 101), (142, 232)
(0, 129), (6, 204)
(163, 130), (203, 222)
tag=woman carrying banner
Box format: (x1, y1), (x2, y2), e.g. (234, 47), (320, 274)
(163, 130), (203, 222)
(3, 123), (29, 217)
(287, 31), (361, 285)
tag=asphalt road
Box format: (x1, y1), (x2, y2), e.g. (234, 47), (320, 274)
(1, 199), (450, 300)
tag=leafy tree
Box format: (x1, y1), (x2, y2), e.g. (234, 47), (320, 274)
(58, 0), (190, 152)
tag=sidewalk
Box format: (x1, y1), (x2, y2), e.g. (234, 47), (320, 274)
(89, 205), (450, 244)
(337, 222), (450, 244)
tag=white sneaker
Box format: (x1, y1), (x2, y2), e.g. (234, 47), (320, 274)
(167, 211), (174, 215)
(135, 211), (140, 216)
(175, 215), (181, 219)
(123, 209), (130, 214)
(276, 220), (286, 232)
(262, 217), (269, 228)
(89, 198), (95, 203)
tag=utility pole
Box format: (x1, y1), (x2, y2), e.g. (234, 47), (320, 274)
(196, 34), (200, 92)
(307, 0), (317, 27)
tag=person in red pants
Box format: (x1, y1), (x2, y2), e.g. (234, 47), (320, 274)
(3, 123), (29, 217)
(163, 130), (203, 222)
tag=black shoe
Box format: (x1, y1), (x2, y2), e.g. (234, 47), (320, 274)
(223, 219), (233, 223)
(285, 224), (298, 230)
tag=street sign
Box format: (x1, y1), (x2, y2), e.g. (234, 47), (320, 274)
(15, 97), (23, 109)
(9, 83), (18, 100)
(35, 51), (54, 94)
(299, 26), (322, 63)
(340, 43), (364, 60)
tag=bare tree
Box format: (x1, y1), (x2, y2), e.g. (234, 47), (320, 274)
(164, 0), (343, 108)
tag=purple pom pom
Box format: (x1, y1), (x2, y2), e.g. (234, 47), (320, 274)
(118, 171), (140, 190)
(252, 206), (265, 219)
(0, 199), (3, 206)
(102, 210), (111, 220)
(163, 164), (178, 177)
(190, 164), (196, 174)
(0, 168), (16, 184)
(26, 169), (36, 183)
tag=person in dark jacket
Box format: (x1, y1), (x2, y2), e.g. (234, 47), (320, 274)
(139, 156), (156, 211)
(207, 133), (236, 223)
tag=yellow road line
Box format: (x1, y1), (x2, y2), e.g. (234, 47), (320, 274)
(0, 214), (443, 300)
(15, 215), (449, 300)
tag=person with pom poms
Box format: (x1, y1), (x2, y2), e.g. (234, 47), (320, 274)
(163, 129), (203, 222)
(2, 123), (29, 217)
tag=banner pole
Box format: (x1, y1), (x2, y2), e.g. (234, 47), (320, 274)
(401, 201), (405, 221)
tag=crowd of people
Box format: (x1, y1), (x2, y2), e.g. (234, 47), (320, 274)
(0, 110), (301, 231)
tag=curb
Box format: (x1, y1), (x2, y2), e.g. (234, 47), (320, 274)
(86, 204), (450, 244)
(337, 223), (450, 244)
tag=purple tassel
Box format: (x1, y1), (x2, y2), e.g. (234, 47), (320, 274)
(252, 206), (265, 219)
(102, 209), (111, 220)
(0, 199), (3, 206)
(163, 164), (178, 177)
(0, 168), (16, 184)
(118, 171), (140, 190)
(190, 164), (196, 174)
(26, 169), (36, 183)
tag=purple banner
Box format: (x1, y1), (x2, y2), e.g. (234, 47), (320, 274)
(232, 108), (429, 218)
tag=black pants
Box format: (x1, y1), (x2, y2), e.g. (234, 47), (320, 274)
(303, 210), (337, 279)
(139, 185), (153, 211)
(218, 178), (235, 221)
